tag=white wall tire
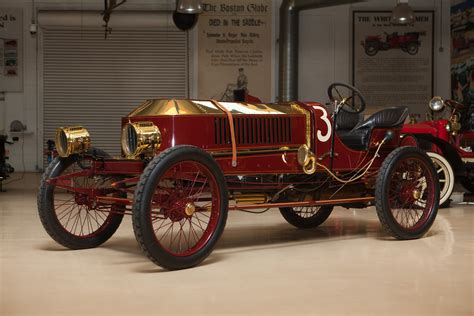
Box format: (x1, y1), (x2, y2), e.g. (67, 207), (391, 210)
(427, 152), (455, 207)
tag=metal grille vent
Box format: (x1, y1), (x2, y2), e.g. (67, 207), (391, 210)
(214, 117), (292, 145)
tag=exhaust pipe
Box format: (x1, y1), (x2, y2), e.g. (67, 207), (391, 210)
(234, 194), (269, 204)
(278, 0), (360, 102)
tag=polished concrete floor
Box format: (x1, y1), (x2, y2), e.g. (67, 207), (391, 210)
(1, 174), (473, 316)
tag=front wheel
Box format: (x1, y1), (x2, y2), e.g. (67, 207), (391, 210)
(279, 205), (333, 229)
(375, 147), (439, 240)
(37, 150), (125, 249)
(132, 145), (228, 270)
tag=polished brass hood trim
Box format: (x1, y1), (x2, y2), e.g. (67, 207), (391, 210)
(127, 99), (305, 117)
(210, 146), (298, 157)
(290, 103), (311, 148)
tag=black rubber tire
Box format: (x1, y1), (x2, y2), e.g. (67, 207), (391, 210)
(37, 149), (125, 249)
(461, 178), (474, 194)
(132, 145), (228, 270)
(406, 42), (419, 55)
(364, 41), (379, 56)
(375, 147), (439, 240)
(279, 206), (333, 229)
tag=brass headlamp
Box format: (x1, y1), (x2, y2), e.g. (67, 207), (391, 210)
(121, 121), (161, 158)
(429, 96), (445, 112)
(55, 126), (91, 158)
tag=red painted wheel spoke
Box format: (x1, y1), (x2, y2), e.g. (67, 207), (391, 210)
(149, 159), (220, 256)
(57, 203), (77, 221)
(51, 158), (119, 238)
(388, 157), (435, 231)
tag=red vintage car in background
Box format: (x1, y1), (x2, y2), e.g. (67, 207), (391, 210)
(38, 83), (440, 270)
(362, 31), (425, 56)
(402, 97), (474, 206)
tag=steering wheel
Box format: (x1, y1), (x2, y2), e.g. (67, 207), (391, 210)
(327, 83), (366, 114)
(445, 99), (465, 111)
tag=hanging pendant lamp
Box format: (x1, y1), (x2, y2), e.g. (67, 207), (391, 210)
(391, 0), (415, 25)
(176, 0), (203, 14)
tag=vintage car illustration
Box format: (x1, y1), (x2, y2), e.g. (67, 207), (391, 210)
(361, 32), (425, 56)
(38, 83), (440, 270)
(402, 96), (474, 206)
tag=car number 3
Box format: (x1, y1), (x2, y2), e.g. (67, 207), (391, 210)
(312, 105), (332, 142)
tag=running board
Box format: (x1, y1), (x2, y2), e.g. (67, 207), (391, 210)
(228, 196), (375, 210)
(96, 195), (375, 211)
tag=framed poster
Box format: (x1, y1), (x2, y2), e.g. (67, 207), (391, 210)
(450, 1), (473, 109)
(0, 8), (23, 92)
(352, 11), (434, 114)
(197, 0), (272, 102)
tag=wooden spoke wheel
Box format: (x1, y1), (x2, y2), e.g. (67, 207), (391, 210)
(132, 146), (228, 270)
(375, 147), (439, 239)
(427, 152), (454, 207)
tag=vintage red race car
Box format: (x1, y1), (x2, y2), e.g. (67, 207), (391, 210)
(402, 96), (474, 206)
(361, 32), (425, 56)
(38, 83), (440, 270)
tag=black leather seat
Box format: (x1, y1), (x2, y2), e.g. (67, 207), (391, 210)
(337, 107), (409, 151)
(335, 111), (362, 139)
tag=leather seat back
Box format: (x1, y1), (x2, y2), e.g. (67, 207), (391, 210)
(353, 106), (409, 131)
(335, 111), (361, 131)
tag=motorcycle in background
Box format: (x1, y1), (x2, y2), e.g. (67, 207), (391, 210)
(0, 135), (15, 191)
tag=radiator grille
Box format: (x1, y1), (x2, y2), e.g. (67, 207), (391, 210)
(214, 117), (292, 145)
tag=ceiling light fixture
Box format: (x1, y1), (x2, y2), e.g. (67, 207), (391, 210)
(391, 0), (415, 25)
(176, 0), (203, 14)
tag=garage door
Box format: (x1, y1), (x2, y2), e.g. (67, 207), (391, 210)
(42, 27), (188, 161)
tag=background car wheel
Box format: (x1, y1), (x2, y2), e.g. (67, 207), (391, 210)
(375, 147), (439, 240)
(37, 149), (125, 249)
(279, 205), (333, 229)
(132, 145), (228, 270)
(406, 42), (419, 55)
(427, 152), (454, 208)
(364, 42), (379, 56)
(461, 178), (474, 194)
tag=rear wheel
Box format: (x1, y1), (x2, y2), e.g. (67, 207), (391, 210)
(280, 205), (333, 229)
(132, 145), (228, 270)
(427, 152), (454, 208)
(365, 42), (379, 56)
(37, 149), (125, 249)
(406, 42), (419, 55)
(375, 147), (439, 239)
(461, 178), (474, 194)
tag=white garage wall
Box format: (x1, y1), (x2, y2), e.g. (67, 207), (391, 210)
(0, 0), (178, 172)
(0, 0), (451, 172)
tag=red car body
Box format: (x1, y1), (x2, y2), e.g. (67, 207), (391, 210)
(362, 32), (424, 56)
(402, 99), (474, 199)
(37, 87), (440, 270)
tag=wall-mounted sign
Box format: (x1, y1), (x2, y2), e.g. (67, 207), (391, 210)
(352, 11), (434, 114)
(0, 8), (22, 92)
(197, 0), (272, 102)
(450, 1), (473, 110)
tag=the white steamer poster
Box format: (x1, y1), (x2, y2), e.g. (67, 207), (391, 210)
(352, 11), (434, 114)
(197, 0), (272, 102)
